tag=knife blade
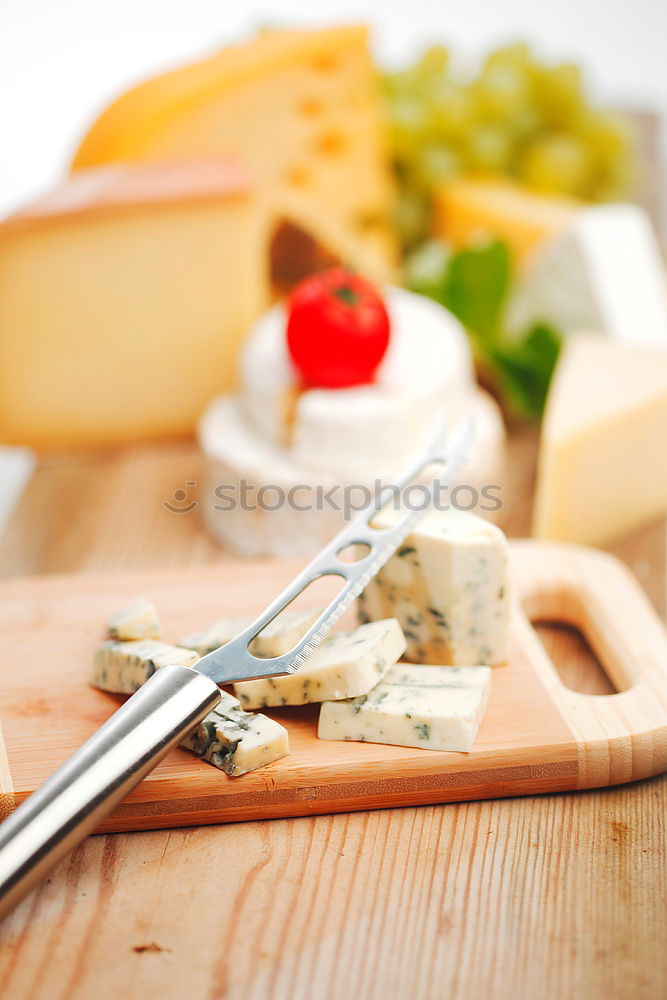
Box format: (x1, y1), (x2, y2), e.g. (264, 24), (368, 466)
(197, 415), (474, 685)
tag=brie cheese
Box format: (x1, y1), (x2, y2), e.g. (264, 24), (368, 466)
(508, 204), (667, 347)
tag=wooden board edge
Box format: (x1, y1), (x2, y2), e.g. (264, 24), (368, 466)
(0, 721), (15, 820)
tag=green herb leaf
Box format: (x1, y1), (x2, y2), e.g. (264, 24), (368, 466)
(488, 323), (561, 419)
(406, 238), (561, 419)
(440, 240), (511, 343)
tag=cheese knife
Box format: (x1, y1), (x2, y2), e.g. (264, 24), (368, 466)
(0, 418), (473, 918)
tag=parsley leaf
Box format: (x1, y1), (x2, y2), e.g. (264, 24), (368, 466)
(406, 239), (562, 419)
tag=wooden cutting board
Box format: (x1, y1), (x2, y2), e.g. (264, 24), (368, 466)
(0, 540), (666, 833)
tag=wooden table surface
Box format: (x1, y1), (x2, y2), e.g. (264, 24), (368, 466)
(0, 429), (665, 1000)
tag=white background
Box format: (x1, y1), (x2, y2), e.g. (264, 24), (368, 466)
(2, 0), (667, 217)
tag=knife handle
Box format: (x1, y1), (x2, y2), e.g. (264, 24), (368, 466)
(0, 665), (220, 920)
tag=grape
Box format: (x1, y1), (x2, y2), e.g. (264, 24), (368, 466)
(483, 42), (534, 73)
(417, 45), (450, 78)
(465, 125), (513, 171)
(519, 132), (593, 196)
(474, 63), (530, 117)
(430, 80), (473, 137)
(414, 143), (461, 186)
(383, 40), (634, 246)
(584, 111), (633, 158)
(387, 96), (431, 159)
(534, 63), (583, 124)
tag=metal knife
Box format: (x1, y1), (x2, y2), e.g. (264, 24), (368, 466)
(0, 418), (473, 918)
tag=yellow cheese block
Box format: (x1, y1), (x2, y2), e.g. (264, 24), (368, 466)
(73, 25), (397, 272)
(533, 335), (667, 545)
(0, 159), (388, 449)
(0, 160), (260, 448)
(434, 178), (580, 265)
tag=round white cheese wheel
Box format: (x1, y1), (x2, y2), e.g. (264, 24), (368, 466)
(239, 287), (475, 476)
(198, 390), (505, 558)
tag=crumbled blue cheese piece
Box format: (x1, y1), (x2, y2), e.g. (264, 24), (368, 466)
(181, 691), (289, 776)
(107, 597), (162, 641)
(318, 663), (492, 752)
(180, 606), (321, 657)
(233, 618), (406, 709)
(357, 510), (510, 665)
(91, 639), (199, 694)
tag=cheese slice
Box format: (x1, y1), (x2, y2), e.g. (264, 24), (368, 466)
(434, 177), (579, 265)
(72, 25), (396, 271)
(318, 663), (492, 752)
(233, 619), (406, 708)
(357, 510), (510, 665)
(180, 606), (321, 657)
(181, 691), (289, 776)
(508, 204), (667, 346)
(91, 639), (199, 694)
(107, 598), (161, 641)
(534, 336), (667, 544)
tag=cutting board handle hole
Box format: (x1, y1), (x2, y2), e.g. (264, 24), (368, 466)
(532, 621), (622, 695)
(522, 583), (632, 694)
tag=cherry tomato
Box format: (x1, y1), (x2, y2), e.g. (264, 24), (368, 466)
(286, 268), (391, 388)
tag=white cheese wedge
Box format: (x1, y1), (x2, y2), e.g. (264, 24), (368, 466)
(318, 663), (491, 752)
(180, 607), (321, 657)
(534, 335), (667, 544)
(107, 598), (161, 641)
(239, 288), (474, 476)
(357, 510), (510, 665)
(508, 204), (667, 347)
(181, 691), (289, 777)
(233, 619), (406, 708)
(91, 640), (199, 694)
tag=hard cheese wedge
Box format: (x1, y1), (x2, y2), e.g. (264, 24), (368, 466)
(0, 160), (261, 447)
(508, 204), (667, 346)
(107, 598), (162, 641)
(180, 607), (321, 657)
(91, 640), (199, 694)
(233, 619), (406, 708)
(434, 177), (579, 265)
(72, 25), (396, 271)
(534, 336), (667, 545)
(0, 159), (387, 448)
(181, 691), (289, 777)
(357, 510), (510, 665)
(318, 663), (492, 752)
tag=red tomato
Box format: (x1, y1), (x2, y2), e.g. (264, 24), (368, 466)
(286, 268), (391, 388)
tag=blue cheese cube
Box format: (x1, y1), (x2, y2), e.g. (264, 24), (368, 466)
(107, 597), (161, 641)
(180, 606), (321, 657)
(91, 639), (199, 694)
(234, 618), (406, 709)
(318, 663), (491, 752)
(357, 510), (510, 665)
(181, 691), (289, 776)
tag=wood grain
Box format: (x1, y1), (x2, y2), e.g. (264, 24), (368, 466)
(0, 435), (665, 999)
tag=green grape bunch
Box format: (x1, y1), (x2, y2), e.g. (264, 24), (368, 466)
(382, 42), (635, 248)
